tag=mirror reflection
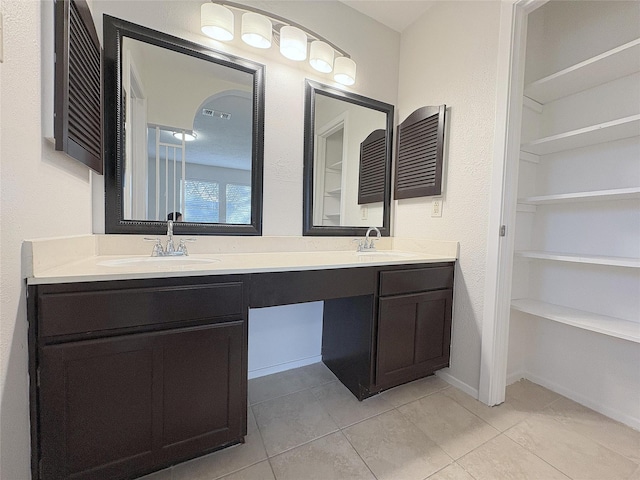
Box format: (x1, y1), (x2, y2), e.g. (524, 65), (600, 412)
(122, 37), (253, 224)
(304, 80), (394, 236)
(313, 94), (386, 227)
(104, 15), (265, 236)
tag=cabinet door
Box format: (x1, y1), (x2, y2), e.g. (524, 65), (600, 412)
(39, 322), (244, 480)
(376, 289), (452, 389)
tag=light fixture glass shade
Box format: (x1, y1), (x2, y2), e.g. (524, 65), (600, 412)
(309, 41), (334, 73)
(280, 26), (307, 61)
(200, 3), (234, 41)
(173, 131), (197, 142)
(241, 12), (272, 49)
(334, 56), (356, 86)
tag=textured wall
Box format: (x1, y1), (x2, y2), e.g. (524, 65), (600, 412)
(0, 1), (95, 478)
(395, 1), (501, 394)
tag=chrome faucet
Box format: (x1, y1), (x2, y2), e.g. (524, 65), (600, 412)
(165, 220), (176, 255)
(354, 226), (381, 252)
(144, 220), (195, 256)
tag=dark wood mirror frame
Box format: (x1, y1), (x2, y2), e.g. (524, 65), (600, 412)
(303, 80), (394, 236)
(103, 15), (265, 235)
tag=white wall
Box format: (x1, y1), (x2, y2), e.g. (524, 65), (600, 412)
(0, 1), (95, 478)
(395, 1), (501, 395)
(0, 2), (400, 478)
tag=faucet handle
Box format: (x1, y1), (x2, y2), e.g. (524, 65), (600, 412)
(143, 237), (164, 256)
(177, 238), (196, 256)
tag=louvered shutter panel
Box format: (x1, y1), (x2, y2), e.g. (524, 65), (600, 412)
(394, 105), (446, 199)
(54, 0), (103, 174)
(358, 129), (386, 204)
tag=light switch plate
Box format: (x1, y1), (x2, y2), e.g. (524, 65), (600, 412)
(361, 206), (368, 220)
(431, 198), (442, 217)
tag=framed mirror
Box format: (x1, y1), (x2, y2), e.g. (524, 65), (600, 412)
(303, 80), (394, 236)
(104, 15), (265, 235)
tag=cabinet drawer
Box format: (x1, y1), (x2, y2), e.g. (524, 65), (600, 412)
(39, 282), (244, 338)
(379, 265), (453, 296)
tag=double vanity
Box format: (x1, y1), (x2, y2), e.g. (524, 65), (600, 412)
(25, 235), (457, 480)
(36, 5), (458, 479)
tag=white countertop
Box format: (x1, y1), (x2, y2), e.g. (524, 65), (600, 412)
(24, 235), (458, 285)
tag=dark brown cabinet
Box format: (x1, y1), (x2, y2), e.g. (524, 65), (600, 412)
(320, 263), (454, 399)
(28, 262), (454, 479)
(39, 323), (243, 480)
(374, 265), (454, 391)
(29, 277), (247, 480)
(376, 290), (452, 389)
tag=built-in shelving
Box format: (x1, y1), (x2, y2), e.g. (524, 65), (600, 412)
(516, 204), (536, 213)
(518, 187), (640, 205)
(520, 114), (640, 156)
(524, 39), (640, 104)
(515, 250), (640, 268)
(511, 298), (640, 343)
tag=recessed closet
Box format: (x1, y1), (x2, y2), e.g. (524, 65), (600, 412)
(507, 0), (640, 426)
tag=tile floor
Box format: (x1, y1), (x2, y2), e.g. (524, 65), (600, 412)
(141, 363), (640, 480)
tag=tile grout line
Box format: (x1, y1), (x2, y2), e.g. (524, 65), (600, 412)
(336, 429), (381, 480)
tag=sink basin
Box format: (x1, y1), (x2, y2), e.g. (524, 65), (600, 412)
(98, 256), (221, 267)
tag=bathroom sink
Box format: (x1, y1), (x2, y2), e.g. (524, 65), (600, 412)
(97, 256), (221, 267)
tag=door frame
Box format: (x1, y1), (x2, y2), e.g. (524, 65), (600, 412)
(479, 0), (547, 406)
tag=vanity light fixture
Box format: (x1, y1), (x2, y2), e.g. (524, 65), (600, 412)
(200, 3), (234, 41)
(200, 0), (356, 85)
(279, 25), (307, 61)
(173, 131), (198, 142)
(241, 12), (272, 49)
(334, 57), (356, 86)
(309, 41), (334, 73)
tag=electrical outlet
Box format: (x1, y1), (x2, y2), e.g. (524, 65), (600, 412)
(361, 206), (368, 220)
(431, 198), (442, 217)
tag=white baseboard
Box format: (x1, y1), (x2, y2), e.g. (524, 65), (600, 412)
(248, 355), (322, 380)
(436, 369), (479, 399)
(519, 371), (640, 431)
(506, 370), (526, 386)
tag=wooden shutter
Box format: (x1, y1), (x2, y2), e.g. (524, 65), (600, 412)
(394, 105), (446, 199)
(358, 129), (386, 204)
(54, 0), (103, 174)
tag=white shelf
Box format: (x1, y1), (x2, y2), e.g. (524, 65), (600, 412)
(519, 151), (540, 164)
(518, 187), (640, 205)
(516, 204), (536, 213)
(515, 250), (640, 268)
(325, 188), (342, 196)
(327, 161), (342, 171)
(511, 298), (640, 343)
(324, 213), (341, 219)
(524, 39), (640, 104)
(521, 115), (640, 155)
